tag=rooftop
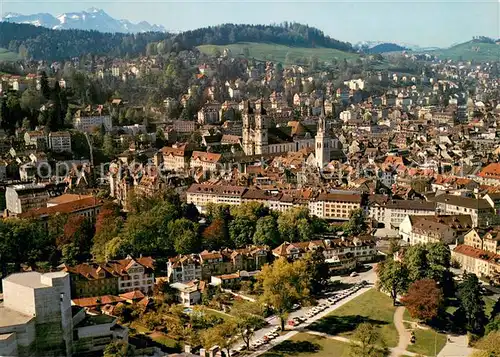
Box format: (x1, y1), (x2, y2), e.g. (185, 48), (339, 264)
(0, 305), (34, 328)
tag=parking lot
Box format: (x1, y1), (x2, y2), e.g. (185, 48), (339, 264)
(230, 264), (378, 356)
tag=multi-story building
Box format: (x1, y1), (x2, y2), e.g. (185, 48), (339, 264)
(452, 245), (500, 283)
(61, 263), (120, 298)
(18, 195), (103, 222)
(0, 272), (73, 357)
(197, 107), (220, 124)
(383, 200), (436, 229)
(173, 120), (196, 133)
(73, 108), (112, 133)
(399, 214), (472, 245)
(6, 184), (52, 215)
(24, 131), (48, 150)
(190, 151), (223, 173)
(464, 228), (500, 254)
(433, 194), (494, 227)
(49, 131), (72, 152)
(186, 184), (247, 213)
(154, 145), (190, 172)
(199, 246), (268, 280)
(272, 236), (377, 270)
(308, 192), (363, 220)
(60, 256), (155, 297)
(167, 255), (202, 283)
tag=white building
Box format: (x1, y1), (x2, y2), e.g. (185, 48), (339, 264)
(167, 255), (202, 283)
(170, 281), (201, 307)
(73, 114), (112, 133)
(49, 132), (72, 152)
(0, 272), (73, 357)
(6, 184), (51, 215)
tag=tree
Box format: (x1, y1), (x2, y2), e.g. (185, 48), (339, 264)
(277, 207), (309, 243)
(102, 134), (116, 159)
(343, 209), (367, 236)
(471, 331), (500, 357)
(233, 301), (266, 350)
(229, 217), (255, 248)
(457, 272), (487, 334)
(349, 323), (386, 357)
(401, 279), (443, 323)
(170, 218), (201, 255)
(40, 71), (51, 100)
(103, 341), (133, 357)
(257, 257), (310, 330)
(201, 319), (237, 356)
(253, 216), (280, 246)
(202, 219), (229, 250)
(303, 250), (329, 294)
(376, 258), (409, 306)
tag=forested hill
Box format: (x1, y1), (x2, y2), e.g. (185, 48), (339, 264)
(0, 21), (167, 60)
(172, 23), (353, 52)
(0, 21), (353, 61)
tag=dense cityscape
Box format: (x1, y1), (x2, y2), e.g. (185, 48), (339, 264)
(0, 4), (499, 357)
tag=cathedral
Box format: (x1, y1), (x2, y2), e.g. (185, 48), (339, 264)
(241, 100), (340, 167)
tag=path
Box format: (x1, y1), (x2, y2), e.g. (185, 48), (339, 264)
(391, 306), (411, 357)
(438, 334), (475, 357)
(304, 330), (421, 357)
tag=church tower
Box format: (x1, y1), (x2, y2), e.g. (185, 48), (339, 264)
(242, 100), (255, 155)
(254, 100), (268, 155)
(315, 103), (330, 168)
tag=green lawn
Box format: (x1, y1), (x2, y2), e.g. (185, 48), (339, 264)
(308, 289), (398, 348)
(150, 333), (180, 350)
(424, 40), (500, 62)
(406, 328), (447, 356)
(0, 48), (19, 62)
(197, 42), (359, 64)
(261, 332), (350, 357)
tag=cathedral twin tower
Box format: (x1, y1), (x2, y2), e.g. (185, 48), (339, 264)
(242, 100), (331, 168)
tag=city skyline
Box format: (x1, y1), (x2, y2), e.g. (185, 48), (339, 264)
(1, 0), (499, 48)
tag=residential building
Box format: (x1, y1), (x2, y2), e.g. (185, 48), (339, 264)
(308, 192), (363, 220)
(170, 281), (201, 307)
(24, 131), (48, 150)
(167, 255), (202, 283)
(452, 245), (500, 283)
(173, 120), (196, 133)
(463, 228), (500, 254)
(190, 151), (222, 172)
(433, 194), (494, 227)
(383, 200), (436, 229)
(154, 145), (190, 172)
(399, 214), (472, 245)
(186, 184), (246, 213)
(60, 256), (155, 297)
(73, 109), (112, 133)
(6, 184), (52, 215)
(49, 131), (72, 152)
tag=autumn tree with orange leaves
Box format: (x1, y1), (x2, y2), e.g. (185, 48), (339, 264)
(401, 279), (443, 323)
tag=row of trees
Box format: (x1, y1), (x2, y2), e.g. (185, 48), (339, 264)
(1, 22), (166, 61)
(377, 241), (499, 337)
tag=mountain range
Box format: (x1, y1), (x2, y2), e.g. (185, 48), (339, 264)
(1, 8), (166, 33)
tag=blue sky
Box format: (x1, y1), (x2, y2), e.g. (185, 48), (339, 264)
(1, 0), (499, 47)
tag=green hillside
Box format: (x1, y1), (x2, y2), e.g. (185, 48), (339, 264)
(198, 42), (359, 64)
(430, 40), (500, 62)
(0, 48), (20, 62)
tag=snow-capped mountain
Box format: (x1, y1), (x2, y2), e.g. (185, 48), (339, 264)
(1, 8), (166, 33)
(355, 41), (440, 51)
